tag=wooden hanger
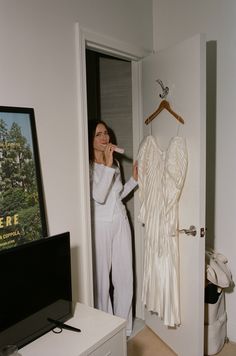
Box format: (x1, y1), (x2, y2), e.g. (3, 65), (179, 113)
(145, 99), (185, 125)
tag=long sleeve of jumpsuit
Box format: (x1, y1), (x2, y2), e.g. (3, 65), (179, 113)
(90, 163), (137, 221)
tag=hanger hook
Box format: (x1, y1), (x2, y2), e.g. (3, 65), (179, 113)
(156, 79), (169, 99)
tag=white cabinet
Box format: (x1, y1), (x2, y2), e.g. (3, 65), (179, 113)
(21, 303), (127, 356)
(88, 329), (125, 356)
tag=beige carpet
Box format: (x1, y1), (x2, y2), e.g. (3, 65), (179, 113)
(216, 341), (236, 356)
(127, 326), (176, 356)
(127, 326), (236, 356)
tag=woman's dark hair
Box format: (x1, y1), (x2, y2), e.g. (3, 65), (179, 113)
(87, 120), (110, 163)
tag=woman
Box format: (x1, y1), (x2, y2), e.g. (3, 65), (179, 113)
(88, 120), (138, 336)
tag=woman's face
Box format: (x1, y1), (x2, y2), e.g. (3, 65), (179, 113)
(93, 123), (110, 152)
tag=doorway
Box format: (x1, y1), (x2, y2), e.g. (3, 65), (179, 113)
(77, 27), (218, 354)
(86, 49), (134, 220)
(85, 48), (139, 319)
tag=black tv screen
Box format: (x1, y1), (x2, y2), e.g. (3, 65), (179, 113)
(0, 232), (73, 349)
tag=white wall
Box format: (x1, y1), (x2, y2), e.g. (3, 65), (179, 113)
(0, 0), (153, 304)
(153, 0), (236, 342)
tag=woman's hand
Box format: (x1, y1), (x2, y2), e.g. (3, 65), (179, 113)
(104, 143), (116, 167)
(132, 160), (138, 181)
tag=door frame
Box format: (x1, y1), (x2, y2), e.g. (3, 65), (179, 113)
(75, 22), (148, 317)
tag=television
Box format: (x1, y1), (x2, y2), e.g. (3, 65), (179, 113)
(0, 232), (73, 349)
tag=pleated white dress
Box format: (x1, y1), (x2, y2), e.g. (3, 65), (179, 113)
(137, 135), (188, 327)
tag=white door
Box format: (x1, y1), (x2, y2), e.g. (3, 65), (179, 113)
(140, 34), (206, 356)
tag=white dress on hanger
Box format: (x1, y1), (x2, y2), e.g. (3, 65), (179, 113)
(137, 135), (188, 327)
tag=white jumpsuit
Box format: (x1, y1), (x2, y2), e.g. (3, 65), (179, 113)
(90, 162), (138, 335)
(138, 135), (188, 327)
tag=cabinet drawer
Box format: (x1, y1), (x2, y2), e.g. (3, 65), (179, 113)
(88, 329), (126, 356)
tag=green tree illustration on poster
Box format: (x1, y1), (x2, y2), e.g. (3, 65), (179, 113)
(0, 109), (48, 250)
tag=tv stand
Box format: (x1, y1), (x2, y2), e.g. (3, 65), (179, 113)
(21, 303), (127, 356)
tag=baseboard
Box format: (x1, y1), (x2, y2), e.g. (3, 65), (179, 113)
(226, 320), (236, 343)
(128, 318), (145, 340)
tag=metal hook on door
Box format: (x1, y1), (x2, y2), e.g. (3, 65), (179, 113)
(156, 79), (169, 99)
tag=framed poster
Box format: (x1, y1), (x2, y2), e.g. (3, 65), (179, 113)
(0, 106), (48, 250)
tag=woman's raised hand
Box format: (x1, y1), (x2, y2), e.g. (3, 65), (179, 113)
(104, 143), (116, 167)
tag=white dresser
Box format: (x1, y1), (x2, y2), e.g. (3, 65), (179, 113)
(20, 303), (127, 356)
